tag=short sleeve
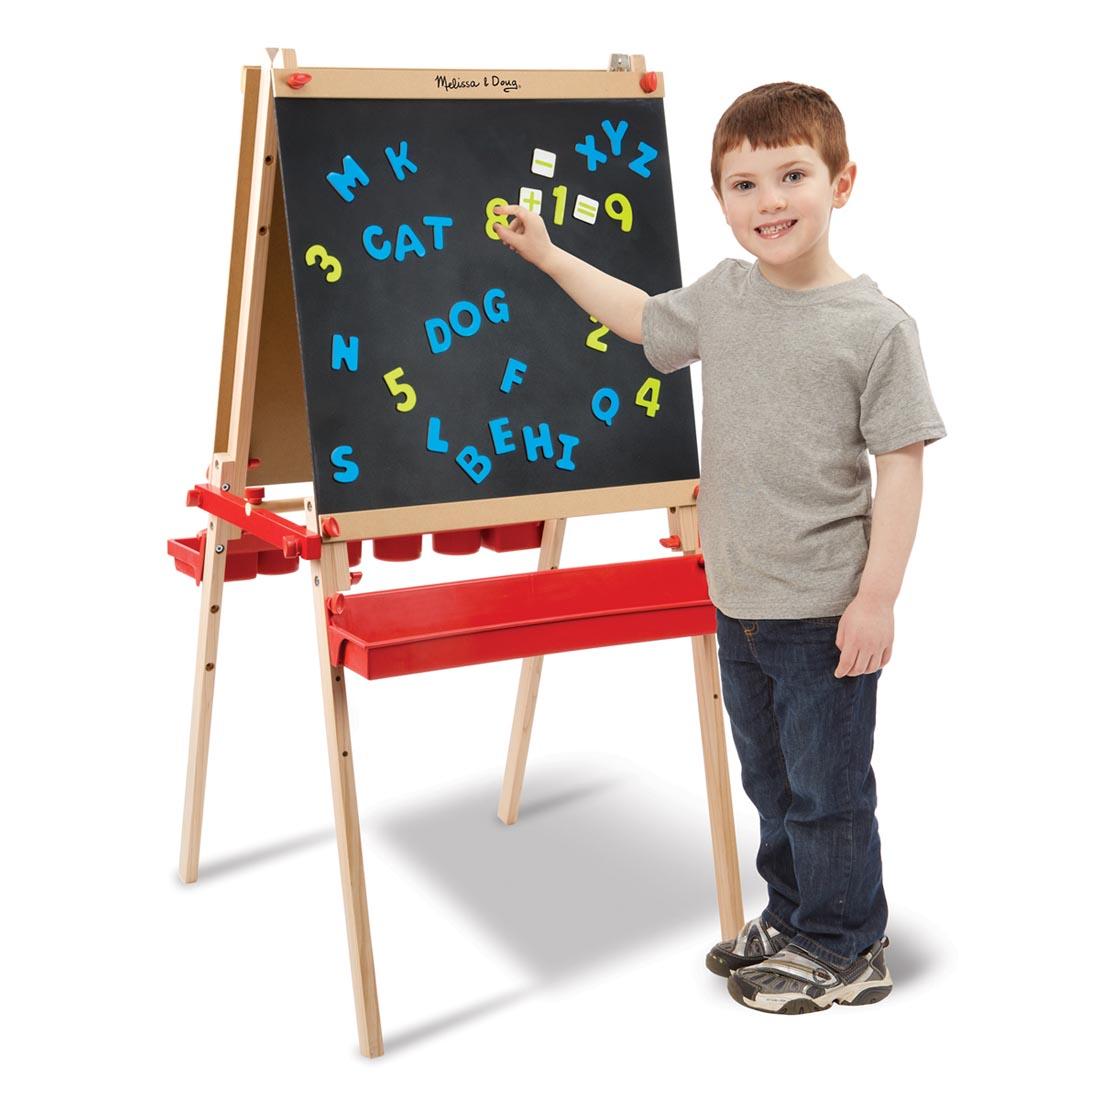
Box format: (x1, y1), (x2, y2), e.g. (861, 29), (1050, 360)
(859, 317), (947, 455)
(642, 266), (716, 374)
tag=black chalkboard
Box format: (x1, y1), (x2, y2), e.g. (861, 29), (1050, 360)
(273, 95), (699, 518)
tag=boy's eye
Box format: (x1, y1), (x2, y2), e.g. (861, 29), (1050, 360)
(731, 170), (805, 192)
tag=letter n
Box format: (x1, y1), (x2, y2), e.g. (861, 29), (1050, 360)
(332, 334), (359, 372)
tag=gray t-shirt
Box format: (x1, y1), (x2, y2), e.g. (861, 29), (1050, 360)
(642, 257), (946, 619)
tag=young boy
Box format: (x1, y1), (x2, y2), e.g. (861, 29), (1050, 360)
(493, 81), (945, 1015)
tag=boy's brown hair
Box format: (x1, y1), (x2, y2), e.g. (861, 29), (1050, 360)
(710, 82), (850, 194)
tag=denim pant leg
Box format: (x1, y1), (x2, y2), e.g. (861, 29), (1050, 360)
(714, 610), (801, 926)
(715, 610), (888, 969)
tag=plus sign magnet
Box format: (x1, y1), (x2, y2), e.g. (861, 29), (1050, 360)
(519, 187), (543, 215)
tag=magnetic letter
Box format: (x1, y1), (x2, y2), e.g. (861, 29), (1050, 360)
(394, 224), (427, 263)
(427, 416), (449, 453)
(330, 445), (359, 483)
(600, 119), (628, 157)
(422, 214), (453, 251)
(332, 334), (359, 372)
(522, 422), (554, 461)
(385, 140), (418, 181)
(488, 417), (516, 454)
(363, 226), (393, 260)
(483, 287), (509, 324)
(425, 317), (451, 354)
(575, 133), (608, 172)
(501, 357), (526, 393)
(456, 445), (491, 484)
(592, 387), (620, 426)
(556, 434), (579, 471)
(629, 141), (659, 178)
(449, 301), (481, 338)
(326, 155), (370, 202)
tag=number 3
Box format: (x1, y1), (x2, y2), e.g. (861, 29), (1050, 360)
(305, 244), (343, 283)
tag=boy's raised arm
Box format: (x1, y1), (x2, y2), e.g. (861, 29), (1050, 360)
(493, 203), (649, 345)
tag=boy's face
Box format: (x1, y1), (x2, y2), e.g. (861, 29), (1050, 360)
(712, 140), (856, 266)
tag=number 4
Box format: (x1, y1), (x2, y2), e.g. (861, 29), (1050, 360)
(635, 377), (661, 417)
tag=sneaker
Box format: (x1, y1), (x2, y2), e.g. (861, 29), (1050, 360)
(727, 936), (892, 1014)
(705, 915), (792, 977)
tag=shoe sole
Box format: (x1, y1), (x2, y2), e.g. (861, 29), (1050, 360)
(727, 971), (893, 1014)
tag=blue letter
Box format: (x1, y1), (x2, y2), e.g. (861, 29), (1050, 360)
(601, 119), (628, 156)
(425, 317), (451, 354)
(326, 155), (370, 202)
(500, 357), (526, 393)
(488, 417), (516, 454)
(592, 387), (620, 426)
(394, 224), (426, 263)
(363, 225), (392, 260)
(556, 433), (579, 471)
(629, 141), (659, 179)
(331, 445), (359, 483)
(450, 301), (481, 338)
(575, 133), (608, 172)
(422, 215), (453, 251)
(385, 140), (418, 181)
(457, 445), (491, 484)
(426, 416), (449, 453)
(331, 334), (359, 372)
(523, 422), (554, 462)
(483, 287), (509, 324)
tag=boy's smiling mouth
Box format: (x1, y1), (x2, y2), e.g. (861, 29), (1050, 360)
(755, 220), (798, 238)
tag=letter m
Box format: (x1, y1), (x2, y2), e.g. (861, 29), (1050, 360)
(326, 155), (370, 203)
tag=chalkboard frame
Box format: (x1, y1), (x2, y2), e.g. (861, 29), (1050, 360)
(220, 59), (699, 541)
(269, 64), (666, 101)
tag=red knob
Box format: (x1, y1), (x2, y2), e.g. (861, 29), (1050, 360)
(286, 72), (312, 90)
(639, 72), (658, 94)
(244, 487), (265, 504)
(659, 535), (682, 549)
(322, 516), (341, 537)
(327, 593), (345, 616)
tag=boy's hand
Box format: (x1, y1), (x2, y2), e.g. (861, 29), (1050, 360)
(833, 595), (893, 677)
(492, 203), (555, 270)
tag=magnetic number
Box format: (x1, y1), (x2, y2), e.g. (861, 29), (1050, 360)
(383, 366), (417, 412)
(485, 197), (509, 240)
(305, 244), (342, 283)
(552, 184), (568, 226)
(635, 377), (661, 417)
(586, 315), (610, 352)
(605, 192), (633, 232)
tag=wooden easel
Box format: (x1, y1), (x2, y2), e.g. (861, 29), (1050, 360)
(173, 48), (743, 1059)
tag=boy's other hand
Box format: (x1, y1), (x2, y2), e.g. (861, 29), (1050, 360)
(493, 204), (555, 270)
(833, 595), (893, 676)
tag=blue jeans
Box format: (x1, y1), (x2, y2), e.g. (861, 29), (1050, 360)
(715, 609), (888, 968)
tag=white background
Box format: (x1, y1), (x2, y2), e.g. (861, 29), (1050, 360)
(4, 1), (1094, 1094)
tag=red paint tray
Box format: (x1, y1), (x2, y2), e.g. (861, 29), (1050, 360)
(326, 554), (715, 680)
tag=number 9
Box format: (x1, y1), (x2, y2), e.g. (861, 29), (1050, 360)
(604, 192), (633, 233)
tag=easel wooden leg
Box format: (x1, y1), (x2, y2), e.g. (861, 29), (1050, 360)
(179, 513), (232, 884)
(311, 542), (384, 1058)
(497, 518), (566, 824)
(671, 505), (745, 939)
